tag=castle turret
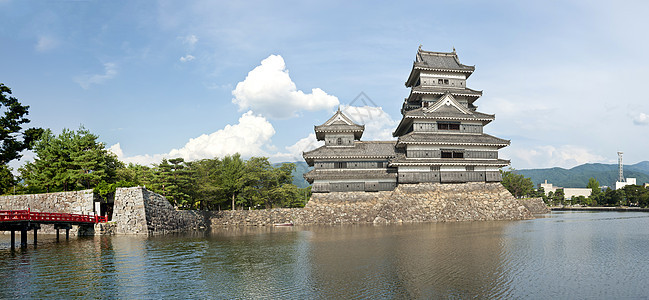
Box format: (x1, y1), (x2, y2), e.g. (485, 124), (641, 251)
(314, 107), (364, 146)
(304, 109), (397, 193)
(391, 48), (510, 183)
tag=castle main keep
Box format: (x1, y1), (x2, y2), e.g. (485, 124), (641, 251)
(304, 47), (510, 193)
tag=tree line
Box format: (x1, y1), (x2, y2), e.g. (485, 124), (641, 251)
(501, 169), (649, 207)
(0, 83), (309, 210)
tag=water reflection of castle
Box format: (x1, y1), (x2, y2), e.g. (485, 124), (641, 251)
(304, 47), (510, 193)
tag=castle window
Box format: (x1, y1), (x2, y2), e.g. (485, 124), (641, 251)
(444, 79), (449, 84)
(335, 162), (347, 169)
(438, 122), (460, 130)
(438, 79), (443, 84)
(441, 150), (464, 159)
(337, 138), (342, 145)
(466, 166), (475, 172)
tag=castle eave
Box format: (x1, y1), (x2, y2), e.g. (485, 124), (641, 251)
(389, 159), (510, 167)
(396, 141), (509, 148)
(410, 87), (482, 98)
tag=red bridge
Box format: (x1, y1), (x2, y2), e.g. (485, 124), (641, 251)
(0, 209), (107, 248)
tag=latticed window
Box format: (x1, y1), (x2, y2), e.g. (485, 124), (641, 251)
(335, 162), (347, 169)
(441, 150), (464, 159)
(438, 122), (460, 131)
(337, 138), (342, 145)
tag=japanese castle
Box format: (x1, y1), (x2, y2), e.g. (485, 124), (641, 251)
(304, 47), (510, 193)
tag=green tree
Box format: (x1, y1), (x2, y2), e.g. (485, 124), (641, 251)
(622, 185), (648, 207)
(500, 168), (535, 198)
(167, 158), (193, 208)
(187, 158), (224, 210)
(586, 177), (602, 205)
(0, 83), (43, 193)
(553, 189), (565, 205)
(638, 186), (649, 208)
(19, 127), (122, 192)
(147, 158), (193, 208)
(601, 188), (625, 206)
(220, 154), (245, 210)
(116, 163), (155, 187)
(572, 195), (587, 206)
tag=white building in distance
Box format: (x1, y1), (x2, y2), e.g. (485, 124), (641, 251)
(538, 180), (592, 199)
(615, 178), (636, 190)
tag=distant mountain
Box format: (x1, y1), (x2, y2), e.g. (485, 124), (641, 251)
(516, 161), (649, 188)
(273, 161), (312, 188)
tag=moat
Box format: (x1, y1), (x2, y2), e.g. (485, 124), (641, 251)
(2, 211), (649, 298)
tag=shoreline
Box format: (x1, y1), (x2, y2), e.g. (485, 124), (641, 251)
(550, 206), (649, 212)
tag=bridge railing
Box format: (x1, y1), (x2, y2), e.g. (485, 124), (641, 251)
(0, 209), (107, 223)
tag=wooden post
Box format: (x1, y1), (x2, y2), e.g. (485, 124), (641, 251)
(33, 228), (38, 248)
(66, 228), (70, 240)
(20, 229), (27, 248)
(56, 228), (60, 241)
(10, 230), (15, 249)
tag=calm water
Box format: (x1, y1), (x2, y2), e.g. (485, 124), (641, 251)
(2, 211), (649, 299)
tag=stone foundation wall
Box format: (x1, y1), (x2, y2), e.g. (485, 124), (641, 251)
(0, 190), (95, 234)
(0, 190), (94, 214)
(519, 198), (550, 214)
(112, 187), (208, 234)
(302, 182), (534, 224)
(141, 188), (208, 234)
(112, 187), (148, 234)
(210, 182), (540, 227)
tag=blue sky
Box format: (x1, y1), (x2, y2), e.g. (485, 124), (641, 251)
(1, 1), (648, 170)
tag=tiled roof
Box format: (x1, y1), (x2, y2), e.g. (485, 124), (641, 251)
(314, 108), (364, 140)
(393, 106), (496, 137)
(405, 107), (494, 120)
(416, 50), (475, 72)
(303, 141), (397, 165)
(396, 132), (510, 147)
(389, 156), (510, 167)
(406, 48), (475, 87)
(411, 86), (482, 97)
(314, 124), (364, 132)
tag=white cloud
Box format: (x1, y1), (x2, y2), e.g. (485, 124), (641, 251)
(112, 111), (275, 165)
(632, 112), (649, 125)
(180, 54), (195, 62)
(108, 143), (124, 158)
(232, 54), (339, 119)
(341, 105), (398, 140)
(183, 34), (198, 46)
(7, 150), (35, 175)
(109, 143), (167, 166)
(504, 145), (607, 169)
(270, 133), (323, 162)
(75, 62), (118, 89)
(35, 36), (59, 52)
